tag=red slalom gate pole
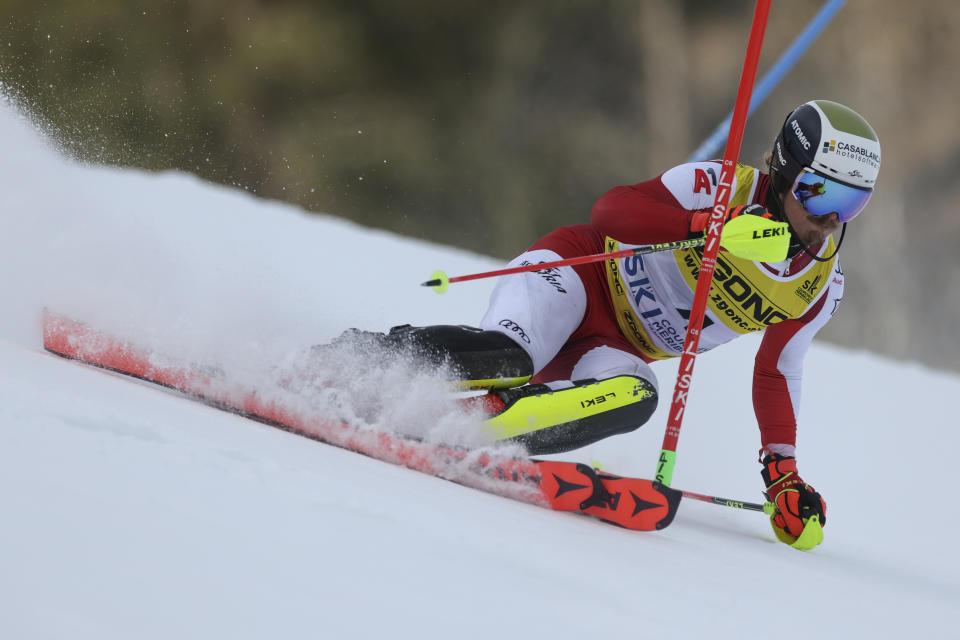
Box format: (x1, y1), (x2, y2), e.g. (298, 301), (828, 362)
(654, 0), (772, 487)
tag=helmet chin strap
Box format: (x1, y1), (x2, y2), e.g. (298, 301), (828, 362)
(766, 181), (845, 262)
(798, 222), (845, 262)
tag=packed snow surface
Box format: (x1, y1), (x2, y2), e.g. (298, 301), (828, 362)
(1, 101), (956, 639)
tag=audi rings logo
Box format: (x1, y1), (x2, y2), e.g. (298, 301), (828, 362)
(498, 319), (531, 343)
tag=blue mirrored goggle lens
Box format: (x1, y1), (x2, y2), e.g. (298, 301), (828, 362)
(792, 170), (872, 223)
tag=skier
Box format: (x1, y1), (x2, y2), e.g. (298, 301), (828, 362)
(352, 100), (880, 545)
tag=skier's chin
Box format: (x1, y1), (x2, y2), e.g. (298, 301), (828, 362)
(799, 227), (835, 248)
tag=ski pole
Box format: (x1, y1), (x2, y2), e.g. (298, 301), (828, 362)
(422, 215), (787, 293)
(655, 0), (772, 488)
(680, 489), (775, 515)
(422, 237), (703, 293)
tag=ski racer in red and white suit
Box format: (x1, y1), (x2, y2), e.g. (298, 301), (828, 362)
(479, 161), (843, 460)
(370, 100), (878, 547)
(466, 158), (846, 547)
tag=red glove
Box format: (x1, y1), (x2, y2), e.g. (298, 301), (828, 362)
(689, 203), (774, 235)
(761, 453), (826, 541)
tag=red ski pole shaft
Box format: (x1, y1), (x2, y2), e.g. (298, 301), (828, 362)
(422, 237), (705, 291)
(655, 0), (772, 487)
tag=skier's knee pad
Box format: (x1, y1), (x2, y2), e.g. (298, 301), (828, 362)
(486, 375), (658, 455)
(387, 324), (533, 387)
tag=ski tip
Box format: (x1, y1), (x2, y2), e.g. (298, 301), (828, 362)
(422, 269), (450, 294)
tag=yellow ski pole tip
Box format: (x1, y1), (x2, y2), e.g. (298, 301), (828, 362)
(422, 269), (450, 294)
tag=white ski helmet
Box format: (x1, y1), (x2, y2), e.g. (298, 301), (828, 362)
(770, 100), (881, 197)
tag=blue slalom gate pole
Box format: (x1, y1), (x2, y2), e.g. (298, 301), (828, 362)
(686, 0), (846, 163)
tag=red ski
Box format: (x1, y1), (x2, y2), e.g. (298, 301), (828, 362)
(42, 310), (681, 531)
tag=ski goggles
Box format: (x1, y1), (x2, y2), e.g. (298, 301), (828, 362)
(791, 168), (873, 223)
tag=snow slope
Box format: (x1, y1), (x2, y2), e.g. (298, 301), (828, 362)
(1, 100), (957, 639)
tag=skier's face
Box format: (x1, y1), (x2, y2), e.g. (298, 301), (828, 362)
(782, 190), (841, 247)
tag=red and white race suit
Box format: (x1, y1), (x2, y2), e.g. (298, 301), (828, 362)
(479, 162), (844, 453)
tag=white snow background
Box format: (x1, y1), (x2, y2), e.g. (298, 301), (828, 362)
(1, 98), (957, 639)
